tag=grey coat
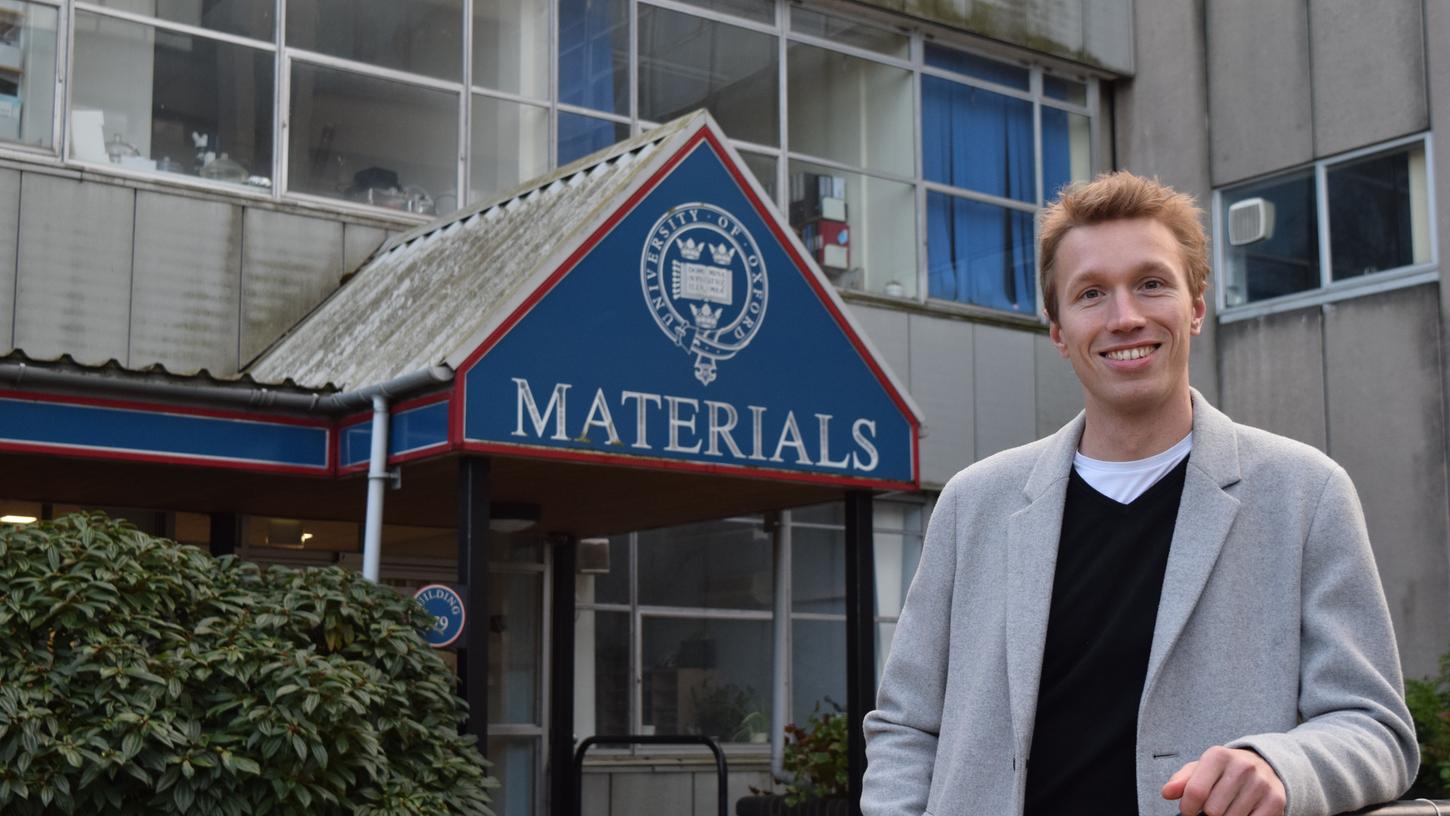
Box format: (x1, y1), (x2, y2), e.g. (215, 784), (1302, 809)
(863, 392), (1418, 816)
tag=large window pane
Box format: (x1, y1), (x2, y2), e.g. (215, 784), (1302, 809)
(788, 43), (913, 177)
(790, 8), (908, 59)
(926, 192), (1037, 313)
(0, 1), (58, 149)
(739, 150), (777, 201)
(923, 75), (1034, 203)
(557, 110), (627, 165)
(470, 95), (547, 204)
(670, 0), (773, 24)
(575, 609), (629, 740)
(72, 13), (273, 188)
(791, 525), (844, 615)
(485, 736), (537, 816)
(1042, 107), (1091, 201)
(638, 5), (778, 146)
(474, 0), (546, 97)
(642, 617), (772, 742)
(1328, 144), (1430, 281)
(488, 572), (541, 725)
(791, 618), (844, 726)
(288, 62), (457, 215)
(1044, 75), (1088, 106)
(638, 518), (771, 611)
(873, 505), (923, 620)
(1219, 169), (1318, 306)
(582, 535), (629, 606)
(288, 0), (461, 80)
(788, 160), (918, 297)
(925, 43), (1029, 91)
(558, 0), (627, 115)
(95, 0), (273, 41)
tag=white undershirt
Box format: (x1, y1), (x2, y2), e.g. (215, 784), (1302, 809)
(1073, 432), (1194, 505)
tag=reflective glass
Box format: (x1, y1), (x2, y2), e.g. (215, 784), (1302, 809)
(641, 617), (772, 741)
(1042, 106), (1091, 201)
(1219, 169), (1318, 306)
(288, 62), (458, 215)
(791, 524), (844, 615)
(485, 736), (537, 816)
(925, 43), (1029, 90)
(638, 5), (778, 145)
(72, 13), (273, 188)
(558, 0), (627, 115)
(739, 150), (777, 201)
(287, 0), (462, 80)
(670, 0), (773, 24)
(788, 43), (912, 176)
(926, 192), (1037, 314)
(94, 0), (273, 41)
(1328, 144), (1430, 281)
(470, 94), (547, 205)
(873, 504), (923, 620)
(791, 502), (843, 525)
(0, 1), (58, 148)
(877, 621), (896, 686)
(791, 619), (845, 726)
(790, 8), (908, 58)
(581, 534), (630, 606)
(789, 159), (918, 297)
(575, 609), (630, 739)
(488, 572), (541, 724)
(1044, 75), (1088, 106)
(474, 0), (547, 97)
(637, 518), (771, 611)
(557, 111), (628, 165)
(922, 75), (1034, 203)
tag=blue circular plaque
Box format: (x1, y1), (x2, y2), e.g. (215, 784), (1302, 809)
(414, 584), (466, 649)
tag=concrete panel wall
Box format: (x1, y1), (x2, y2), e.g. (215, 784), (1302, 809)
(846, 303), (909, 386)
(343, 223), (388, 274)
(909, 315), (973, 485)
(876, 0), (1133, 73)
(1321, 285), (1449, 680)
(1206, 0), (1314, 185)
(15, 174), (133, 364)
(1308, 0), (1426, 158)
(240, 209), (345, 365)
(0, 169), (17, 349)
(1034, 333), (1080, 438)
(129, 192), (242, 373)
(1217, 308), (1328, 452)
(972, 323), (1037, 459)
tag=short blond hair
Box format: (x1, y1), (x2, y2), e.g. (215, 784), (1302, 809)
(1038, 171), (1209, 322)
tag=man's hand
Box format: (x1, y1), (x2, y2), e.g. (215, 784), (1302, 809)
(1160, 746), (1286, 816)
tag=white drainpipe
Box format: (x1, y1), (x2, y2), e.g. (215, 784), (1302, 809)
(771, 512), (795, 783)
(361, 393), (390, 582)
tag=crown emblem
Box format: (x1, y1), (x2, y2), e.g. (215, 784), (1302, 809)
(709, 243), (735, 265)
(678, 238), (704, 261)
(690, 302), (721, 330)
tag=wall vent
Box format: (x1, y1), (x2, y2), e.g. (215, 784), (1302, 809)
(1228, 197), (1274, 246)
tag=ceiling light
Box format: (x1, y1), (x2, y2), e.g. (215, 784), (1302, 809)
(0, 515), (37, 524)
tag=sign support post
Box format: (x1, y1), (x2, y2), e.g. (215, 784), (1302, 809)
(845, 490), (876, 816)
(549, 533), (578, 816)
(457, 456), (491, 748)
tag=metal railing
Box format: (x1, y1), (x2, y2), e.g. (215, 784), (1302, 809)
(1346, 802), (1450, 815)
(572, 734), (729, 816)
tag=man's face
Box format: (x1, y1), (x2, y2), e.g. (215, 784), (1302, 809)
(1048, 217), (1206, 420)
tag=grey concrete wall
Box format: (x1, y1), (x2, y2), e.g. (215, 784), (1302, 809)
(1217, 307), (1328, 452)
(0, 167), (396, 375)
(1308, 0), (1426, 158)
(847, 303), (1082, 488)
(580, 764), (773, 816)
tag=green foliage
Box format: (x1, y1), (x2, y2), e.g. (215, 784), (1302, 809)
(0, 513), (496, 815)
(688, 678), (762, 742)
(1408, 650), (1450, 798)
(781, 704), (847, 806)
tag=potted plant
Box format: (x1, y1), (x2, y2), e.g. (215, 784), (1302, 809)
(737, 700), (849, 816)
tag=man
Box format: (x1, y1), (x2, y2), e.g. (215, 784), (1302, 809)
(862, 172), (1417, 816)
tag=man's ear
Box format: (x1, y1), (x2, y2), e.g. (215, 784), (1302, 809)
(1190, 288), (1207, 336)
(1049, 319), (1069, 358)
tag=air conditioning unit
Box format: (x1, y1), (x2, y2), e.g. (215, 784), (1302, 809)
(1228, 197), (1274, 246)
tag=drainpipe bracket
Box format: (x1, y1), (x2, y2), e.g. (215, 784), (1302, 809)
(388, 467), (402, 490)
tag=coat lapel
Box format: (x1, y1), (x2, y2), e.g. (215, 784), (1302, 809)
(1142, 391), (1243, 699)
(1006, 412), (1081, 755)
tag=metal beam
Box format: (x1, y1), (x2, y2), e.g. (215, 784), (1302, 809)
(844, 491), (875, 816)
(549, 533), (578, 816)
(457, 456), (491, 748)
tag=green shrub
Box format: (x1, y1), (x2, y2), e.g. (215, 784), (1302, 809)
(781, 704), (847, 805)
(1408, 651), (1450, 798)
(0, 513), (495, 815)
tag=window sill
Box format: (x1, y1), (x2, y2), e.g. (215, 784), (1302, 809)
(1216, 263), (1439, 324)
(839, 288), (1048, 332)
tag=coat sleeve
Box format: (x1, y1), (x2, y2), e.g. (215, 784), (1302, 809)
(1228, 464), (1419, 816)
(862, 478), (961, 816)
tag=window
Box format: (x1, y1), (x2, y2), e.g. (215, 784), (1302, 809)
(1218, 136), (1432, 313)
(0, 0), (58, 149)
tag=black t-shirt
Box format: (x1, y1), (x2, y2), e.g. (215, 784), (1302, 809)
(1022, 456), (1188, 816)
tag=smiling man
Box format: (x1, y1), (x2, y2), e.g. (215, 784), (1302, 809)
(862, 172), (1417, 816)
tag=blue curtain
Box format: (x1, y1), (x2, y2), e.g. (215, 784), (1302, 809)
(1041, 107), (1074, 203)
(923, 76), (1036, 313)
(558, 0), (625, 114)
(557, 113), (625, 165)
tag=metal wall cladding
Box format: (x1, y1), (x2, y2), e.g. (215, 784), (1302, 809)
(1309, 0), (1426, 158)
(1218, 307), (1328, 452)
(972, 323), (1037, 460)
(909, 313), (973, 485)
(240, 208), (344, 366)
(1320, 284), (1450, 681)
(883, 0), (1133, 74)
(130, 192), (243, 374)
(15, 174), (134, 364)
(1207, 0), (1314, 185)
(0, 169), (18, 351)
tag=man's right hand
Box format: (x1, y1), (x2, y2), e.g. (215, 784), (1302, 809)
(1160, 745), (1287, 816)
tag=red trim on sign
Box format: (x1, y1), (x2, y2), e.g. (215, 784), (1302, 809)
(457, 440), (915, 492)
(0, 388), (330, 427)
(0, 439), (331, 476)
